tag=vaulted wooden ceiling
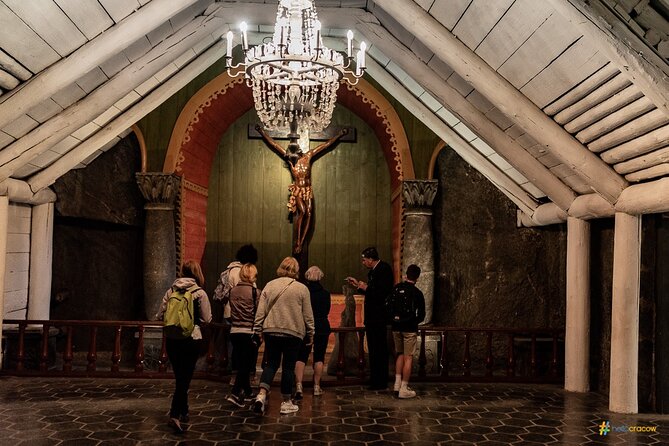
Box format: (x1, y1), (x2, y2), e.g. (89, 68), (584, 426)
(0, 0), (667, 224)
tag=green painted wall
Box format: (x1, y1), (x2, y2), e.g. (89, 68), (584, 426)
(203, 106), (392, 292)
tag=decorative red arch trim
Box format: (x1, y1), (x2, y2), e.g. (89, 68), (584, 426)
(164, 73), (414, 278)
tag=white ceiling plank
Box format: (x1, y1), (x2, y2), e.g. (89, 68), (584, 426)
(51, 84), (86, 109)
(3, 114), (38, 139)
(0, 0), (201, 129)
(451, 0), (514, 50)
(146, 21), (175, 47)
(497, 13), (581, 89)
(0, 13), (227, 183)
(99, 53), (131, 78)
(476, 0), (554, 70)
(3, 0), (86, 57)
(520, 40), (610, 109)
(124, 36), (153, 62)
(49, 136), (79, 155)
(26, 98), (63, 123)
(0, 2), (60, 73)
(428, 0), (472, 31)
(0, 130), (14, 149)
(98, 0), (142, 23)
(376, 0), (626, 203)
(357, 18), (576, 209)
(365, 57), (539, 214)
(543, 63), (620, 116)
(76, 67), (109, 94)
(549, 0), (669, 118)
(28, 40), (227, 191)
(53, 0), (114, 40)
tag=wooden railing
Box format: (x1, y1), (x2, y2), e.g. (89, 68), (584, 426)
(0, 320), (563, 384)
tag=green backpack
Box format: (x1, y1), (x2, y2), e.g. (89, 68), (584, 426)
(163, 284), (200, 338)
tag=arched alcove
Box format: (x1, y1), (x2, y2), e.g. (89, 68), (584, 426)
(164, 74), (415, 279)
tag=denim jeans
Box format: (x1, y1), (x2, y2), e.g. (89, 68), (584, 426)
(259, 334), (302, 397)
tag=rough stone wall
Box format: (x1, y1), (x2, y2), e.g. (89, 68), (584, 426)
(432, 149), (567, 330)
(50, 135), (145, 331)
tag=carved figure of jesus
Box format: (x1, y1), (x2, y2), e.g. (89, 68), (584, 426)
(256, 123), (348, 255)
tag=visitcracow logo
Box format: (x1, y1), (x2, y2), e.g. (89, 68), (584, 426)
(598, 420), (658, 435)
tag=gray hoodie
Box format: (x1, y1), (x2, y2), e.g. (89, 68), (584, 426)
(155, 277), (213, 327)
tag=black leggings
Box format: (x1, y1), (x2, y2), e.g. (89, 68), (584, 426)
(230, 333), (258, 396)
(165, 337), (200, 418)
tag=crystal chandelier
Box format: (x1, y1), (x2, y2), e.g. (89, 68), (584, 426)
(224, 0), (366, 135)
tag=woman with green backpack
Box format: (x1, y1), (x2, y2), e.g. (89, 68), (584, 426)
(155, 259), (212, 434)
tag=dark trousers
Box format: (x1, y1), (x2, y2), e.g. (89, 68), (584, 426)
(259, 334), (302, 397)
(165, 337), (200, 418)
(230, 333), (258, 396)
(365, 324), (389, 388)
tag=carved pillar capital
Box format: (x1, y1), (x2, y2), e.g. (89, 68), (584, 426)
(402, 179), (438, 213)
(136, 173), (181, 210)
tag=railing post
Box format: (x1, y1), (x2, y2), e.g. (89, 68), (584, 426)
(463, 331), (471, 377)
(63, 326), (73, 372)
(111, 326), (121, 373)
(418, 330), (426, 378)
(206, 326), (217, 374)
(551, 331), (559, 377)
(220, 326), (229, 373)
(135, 325), (145, 373)
(507, 333), (515, 378)
(485, 331), (493, 378)
(40, 323), (50, 372)
(16, 322), (26, 372)
(87, 326), (97, 372)
(159, 333), (168, 373)
(530, 333), (537, 378)
(358, 330), (366, 380)
(336, 332), (345, 382)
(440, 331), (448, 378)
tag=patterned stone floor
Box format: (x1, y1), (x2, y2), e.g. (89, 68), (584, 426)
(1, 377), (668, 445)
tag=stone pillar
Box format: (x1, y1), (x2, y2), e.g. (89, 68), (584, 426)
(136, 173), (180, 320)
(401, 180), (438, 324)
(610, 212), (641, 414)
(27, 203), (54, 321)
(565, 216), (590, 392)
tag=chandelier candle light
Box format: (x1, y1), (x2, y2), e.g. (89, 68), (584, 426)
(224, 0), (367, 136)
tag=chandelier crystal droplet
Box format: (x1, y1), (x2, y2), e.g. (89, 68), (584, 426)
(224, 0), (366, 134)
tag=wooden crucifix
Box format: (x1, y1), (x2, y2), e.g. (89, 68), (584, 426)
(252, 120), (355, 259)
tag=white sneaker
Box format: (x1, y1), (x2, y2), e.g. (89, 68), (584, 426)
(252, 393), (266, 414)
(398, 387), (416, 399)
(393, 382), (400, 392)
(313, 385), (323, 396)
(280, 400), (299, 414)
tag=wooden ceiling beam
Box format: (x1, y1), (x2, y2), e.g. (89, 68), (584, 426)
(365, 58), (539, 216)
(0, 0), (202, 129)
(0, 12), (226, 182)
(28, 40), (228, 192)
(375, 0), (627, 203)
(547, 0), (669, 118)
(356, 19), (576, 210)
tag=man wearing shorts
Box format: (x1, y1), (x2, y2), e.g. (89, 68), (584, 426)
(389, 264), (425, 399)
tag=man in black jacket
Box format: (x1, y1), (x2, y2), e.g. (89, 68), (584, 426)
(347, 247), (393, 390)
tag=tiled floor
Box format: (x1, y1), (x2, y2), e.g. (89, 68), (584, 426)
(1, 377), (668, 445)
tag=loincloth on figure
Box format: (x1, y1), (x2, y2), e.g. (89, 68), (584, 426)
(287, 184), (313, 213)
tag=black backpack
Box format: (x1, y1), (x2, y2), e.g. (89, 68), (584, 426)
(385, 282), (416, 324)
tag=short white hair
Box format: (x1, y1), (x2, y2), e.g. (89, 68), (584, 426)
(304, 266), (324, 282)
